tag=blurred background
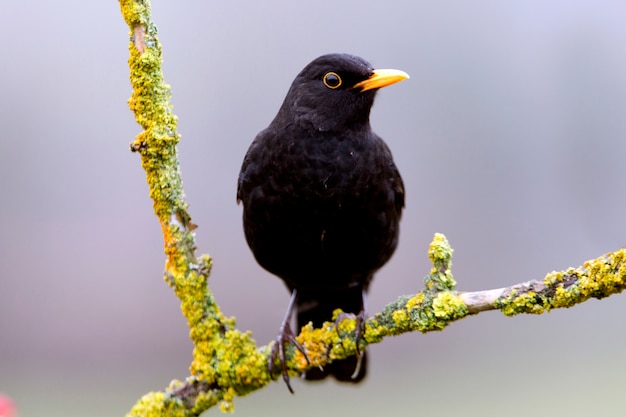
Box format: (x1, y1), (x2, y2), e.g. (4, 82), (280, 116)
(1, 1), (626, 416)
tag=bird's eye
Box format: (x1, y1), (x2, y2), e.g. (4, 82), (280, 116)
(323, 72), (342, 89)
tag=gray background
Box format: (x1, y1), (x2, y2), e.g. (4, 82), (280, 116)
(1, 1), (626, 416)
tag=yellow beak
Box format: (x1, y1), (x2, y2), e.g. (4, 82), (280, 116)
(353, 68), (410, 92)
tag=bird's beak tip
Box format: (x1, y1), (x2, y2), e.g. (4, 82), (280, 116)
(353, 68), (410, 92)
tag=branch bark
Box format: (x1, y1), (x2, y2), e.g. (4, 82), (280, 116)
(119, 1), (626, 415)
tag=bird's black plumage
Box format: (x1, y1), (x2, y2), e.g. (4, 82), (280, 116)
(237, 53), (407, 389)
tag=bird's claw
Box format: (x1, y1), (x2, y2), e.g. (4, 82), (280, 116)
(268, 321), (310, 394)
(335, 310), (367, 379)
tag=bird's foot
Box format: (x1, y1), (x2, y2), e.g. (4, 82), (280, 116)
(334, 309), (367, 379)
(268, 321), (310, 394)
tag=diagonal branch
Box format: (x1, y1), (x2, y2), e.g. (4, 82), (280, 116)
(119, 1), (626, 416)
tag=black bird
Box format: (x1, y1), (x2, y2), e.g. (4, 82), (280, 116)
(237, 53), (407, 391)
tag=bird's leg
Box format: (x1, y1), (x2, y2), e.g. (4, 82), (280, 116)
(351, 288), (368, 379)
(353, 288), (368, 355)
(268, 289), (310, 393)
(334, 288), (368, 379)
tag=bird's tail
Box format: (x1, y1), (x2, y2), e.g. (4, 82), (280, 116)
(296, 286), (367, 382)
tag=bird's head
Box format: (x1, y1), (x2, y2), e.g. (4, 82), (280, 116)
(275, 53), (409, 133)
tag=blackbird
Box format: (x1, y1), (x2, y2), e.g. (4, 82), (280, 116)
(237, 53), (407, 391)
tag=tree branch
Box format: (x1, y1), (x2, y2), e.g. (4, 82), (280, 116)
(119, 1), (626, 415)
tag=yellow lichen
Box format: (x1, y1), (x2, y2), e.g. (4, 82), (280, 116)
(392, 309), (409, 330)
(551, 286), (576, 309)
(126, 391), (190, 417)
(218, 388), (236, 414)
(499, 250), (626, 317)
(428, 233), (453, 267)
(297, 324), (325, 367)
(432, 292), (468, 320)
(424, 234), (456, 291)
(191, 391), (221, 415)
(406, 293), (425, 311)
(363, 319), (389, 342)
(336, 313), (357, 334)
(499, 291), (546, 316)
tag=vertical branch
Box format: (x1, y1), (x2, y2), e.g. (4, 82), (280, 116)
(118, 0), (216, 332)
(118, 1), (249, 414)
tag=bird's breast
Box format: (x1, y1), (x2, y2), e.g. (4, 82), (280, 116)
(239, 128), (401, 289)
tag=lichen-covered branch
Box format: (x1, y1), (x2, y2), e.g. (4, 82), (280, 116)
(119, 2), (626, 416)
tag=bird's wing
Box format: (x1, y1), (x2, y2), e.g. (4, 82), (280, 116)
(236, 133), (264, 204)
(393, 166), (406, 216)
(377, 135), (405, 216)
